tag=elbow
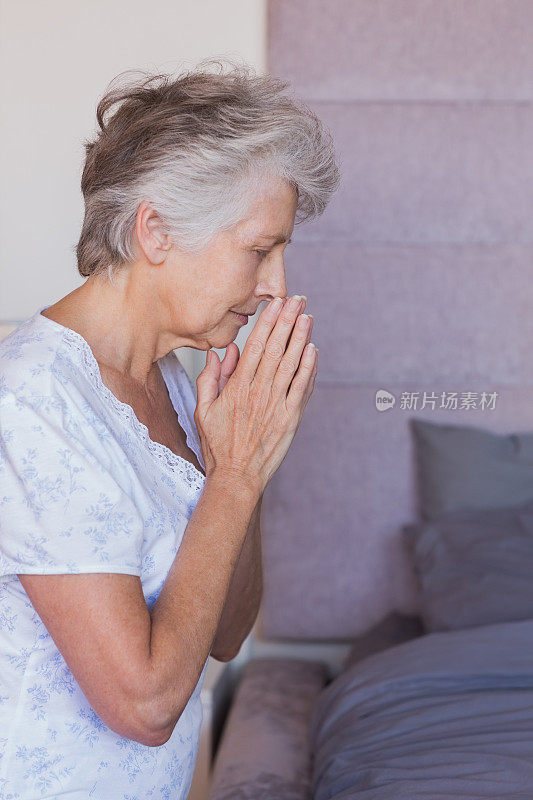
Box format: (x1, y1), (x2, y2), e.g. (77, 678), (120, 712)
(210, 642), (240, 662)
(131, 664), (189, 747)
(110, 671), (184, 747)
(129, 693), (183, 748)
(123, 703), (180, 748)
(92, 698), (176, 747)
(104, 700), (177, 747)
(82, 658), (184, 747)
(136, 725), (174, 748)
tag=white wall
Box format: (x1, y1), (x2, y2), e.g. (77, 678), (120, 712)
(0, 0), (267, 378)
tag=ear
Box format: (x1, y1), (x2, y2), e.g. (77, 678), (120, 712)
(135, 200), (173, 265)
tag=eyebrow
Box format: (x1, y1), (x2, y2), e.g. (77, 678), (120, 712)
(249, 233), (293, 245)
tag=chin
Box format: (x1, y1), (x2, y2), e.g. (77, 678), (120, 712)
(211, 332), (240, 350)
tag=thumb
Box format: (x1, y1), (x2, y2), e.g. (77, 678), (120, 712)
(196, 349), (221, 413)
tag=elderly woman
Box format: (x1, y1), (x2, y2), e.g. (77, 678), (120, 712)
(0, 60), (339, 799)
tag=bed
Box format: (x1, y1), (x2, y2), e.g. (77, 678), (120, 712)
(207, 418), (533, 799)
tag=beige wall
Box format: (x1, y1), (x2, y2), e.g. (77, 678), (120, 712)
(0, 0), (267, 377)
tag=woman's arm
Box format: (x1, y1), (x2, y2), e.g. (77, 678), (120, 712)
(143, 470), (261, 740)
(209, 493), (263, 661)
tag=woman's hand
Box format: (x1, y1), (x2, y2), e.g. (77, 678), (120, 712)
(194, 295), (317, 497)
(212, 297), (310, 395)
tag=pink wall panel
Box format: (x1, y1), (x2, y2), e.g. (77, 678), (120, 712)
(284, 243), (533, 385)
(269, 0), (533, 101)
(291, 104), (533, 243)
(264, 1), (533, 639)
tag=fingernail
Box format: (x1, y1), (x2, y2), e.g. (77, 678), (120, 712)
(290, 295), (303, 309)
(271, 297), (283, 312)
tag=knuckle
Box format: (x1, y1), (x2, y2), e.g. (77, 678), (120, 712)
(248, 338), (264, 355)
(265, 342), (284, 359)
(278, 356), (297, 374)
(293, 376), (308, 392)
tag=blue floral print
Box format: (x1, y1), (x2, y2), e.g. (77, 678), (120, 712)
(0, 306), (209, 799)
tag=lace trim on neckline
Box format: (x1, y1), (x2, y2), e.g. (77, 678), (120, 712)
(36, 309), (206, 496)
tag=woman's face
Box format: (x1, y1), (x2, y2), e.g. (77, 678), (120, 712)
(161, 177), (297, 351)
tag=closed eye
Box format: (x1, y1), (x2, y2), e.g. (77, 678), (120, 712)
(254, 240), (292, 259)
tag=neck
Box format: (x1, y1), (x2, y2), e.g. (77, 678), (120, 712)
(43, 268), (171, 388)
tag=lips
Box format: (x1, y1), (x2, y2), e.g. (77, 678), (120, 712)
(231, 311), (249, 325)
(231, 304), (267, 319)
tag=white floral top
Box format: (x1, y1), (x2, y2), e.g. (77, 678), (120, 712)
(0, 304), (209, 800)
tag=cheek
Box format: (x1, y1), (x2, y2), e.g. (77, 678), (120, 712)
(216, 306), (237, 325)
(229, 257), (257, 287)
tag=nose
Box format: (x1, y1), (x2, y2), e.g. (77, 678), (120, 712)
(258, 254), (287, 303)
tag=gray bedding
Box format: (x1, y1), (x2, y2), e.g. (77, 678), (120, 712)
(309, 618), (533, 799)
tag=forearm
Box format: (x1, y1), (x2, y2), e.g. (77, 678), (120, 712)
(210, 493), (263, 660)
(142, 471), (259, 740)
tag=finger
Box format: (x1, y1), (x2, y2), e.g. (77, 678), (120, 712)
(285, 296), (308, 349)
(195, 349), (221, 416)
(272, 311), (312, 397)
(253, 294), (307, 388)
(230, 297), (287, 385)
(286, 343), (318, 412)
(300, 312), (313, 359)
(300, 349), (318, 409)
(297, 344), (318, 411)
(219, 342), (240, 394)
(286, 313), (314, 394)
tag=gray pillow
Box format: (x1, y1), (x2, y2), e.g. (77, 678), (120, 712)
(404, 502), (533, 632)
(410, 417), (533, 520)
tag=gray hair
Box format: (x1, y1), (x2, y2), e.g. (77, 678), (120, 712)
(75, 57), (341, 281)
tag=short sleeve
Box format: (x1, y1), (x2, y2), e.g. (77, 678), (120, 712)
(0, 390), (144, 583)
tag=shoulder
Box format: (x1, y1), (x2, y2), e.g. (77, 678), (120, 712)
(0, 315), (92, 441)
(0, 314), (60, 397)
